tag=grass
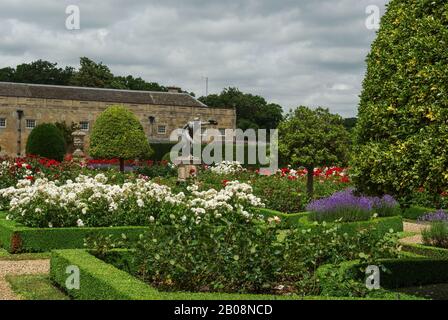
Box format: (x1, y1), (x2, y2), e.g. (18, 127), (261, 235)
(0, 248), (51, 261)
(395, 283), (448, 300)
(6, 274), (69, 300)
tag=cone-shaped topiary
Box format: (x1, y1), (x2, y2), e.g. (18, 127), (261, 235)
(25, 123), (66, 161)
(353, 0), (448, 203)
(89, 105), (153, 171)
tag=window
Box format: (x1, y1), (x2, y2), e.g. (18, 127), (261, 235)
(219, 128), (226, 136)
(79, 121), (90, 131)
(157, 125), (167, 135)
(0, 118), (6, 128)
(26, 119), (36, 129)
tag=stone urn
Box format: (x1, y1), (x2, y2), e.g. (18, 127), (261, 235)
(72, 130), (87, 160)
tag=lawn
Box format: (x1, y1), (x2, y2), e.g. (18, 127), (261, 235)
(6, 274), (68, 300)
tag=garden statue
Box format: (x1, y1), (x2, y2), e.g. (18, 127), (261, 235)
(175, 118), (218, 182)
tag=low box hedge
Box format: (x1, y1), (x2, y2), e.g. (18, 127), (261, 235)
(318, 256), (448, 292)
(258, 209), (403, 236)
(401, 206), (435, 220)
(50, 249), (399, 300)
(0, 215), (148, 253)
(402, 243), (448, 260)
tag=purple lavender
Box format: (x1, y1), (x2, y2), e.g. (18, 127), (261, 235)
(307, 189), (400, 222)
(419, 210), (448, 222)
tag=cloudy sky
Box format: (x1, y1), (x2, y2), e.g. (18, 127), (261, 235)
(0, 0), (389, 117)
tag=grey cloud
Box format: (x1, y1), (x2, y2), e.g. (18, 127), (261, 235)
(0, 0), (389, 117)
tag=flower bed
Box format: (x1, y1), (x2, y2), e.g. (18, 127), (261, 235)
(49, 249), (409, 300)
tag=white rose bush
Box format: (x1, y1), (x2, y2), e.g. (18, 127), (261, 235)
(0, 173), (265, 228)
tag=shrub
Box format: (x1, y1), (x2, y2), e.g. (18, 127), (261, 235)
(89, 106), (153, 171)
(307, 189), (400, 222)
(353, 0), (448, 203)
(25, 123), (66, 161)
(278, 106), (350, 198)
(418, 210), (448, 222)
(129, 208), (400, 295)
(422, 222), (448, 249)
(135, 162), (176, 179)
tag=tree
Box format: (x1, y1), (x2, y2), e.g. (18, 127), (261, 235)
(70, 57), (115, 88)
(0, 60), (74, 85)
(278, 106), (350, 198)
(89, 105), (153, 171)
(353, 0), (448, 203)
(26, 123), (66, 161)
(199, 87), (284, 130)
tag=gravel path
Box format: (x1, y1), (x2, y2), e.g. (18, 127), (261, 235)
(400, 221), (430, 245)
(0, 260), (50, 300)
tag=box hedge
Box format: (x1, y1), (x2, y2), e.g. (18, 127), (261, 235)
(0, 216), (148, 253)
(402, 243), (448, 260)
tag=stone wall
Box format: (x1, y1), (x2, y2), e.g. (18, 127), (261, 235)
(0, 96), (236, 157)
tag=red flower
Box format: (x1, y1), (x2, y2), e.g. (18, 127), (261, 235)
(25, 176), (34, 181)
(222, 179), (229, 186)
(340, 176), (350, 183)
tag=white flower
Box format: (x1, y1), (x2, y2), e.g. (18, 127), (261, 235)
(149, 216), (155, 223)
(137, 199), (144, 208)
(76, 219), (84, 227)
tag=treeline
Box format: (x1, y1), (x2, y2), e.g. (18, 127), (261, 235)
(0, 57), (167, 92)
(0, 57), (356, 130)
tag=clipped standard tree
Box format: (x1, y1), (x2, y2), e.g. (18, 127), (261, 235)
(353, 0), (448, 202)
(89, 105), (153, 171)
(26, 123), (66, 161)
(278, 106), (350, 198)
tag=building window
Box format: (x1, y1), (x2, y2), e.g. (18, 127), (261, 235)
(26, 119), (36, 129)
(157, 125), (167, 135)
(0, 118), (6, 128)
(219, 128), (226, 136)
(79, 121), (90, 131)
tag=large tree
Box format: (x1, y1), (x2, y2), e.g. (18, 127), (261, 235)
(353, 0), (448, 202)
(278, 106), (350, 198)
(199, 87), (283, 130)
(89, 106), (153, 171)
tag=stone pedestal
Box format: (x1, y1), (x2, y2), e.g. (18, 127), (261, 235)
(72, 130), (87, 160)
(174, 156), (200, 182)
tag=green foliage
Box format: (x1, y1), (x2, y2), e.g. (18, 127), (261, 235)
(279, 106), (350, 168)
(199, 87), (284, 130)
(89, 105), (153, 161)
(278, 106), (350, 196)
(353, 0), (448, 203)
(0, 215), (147, 253)
(135, 164), (176, 179)
(402, 243), (448, 259)
(422, 222), (448, 248)
(132, 212), (400, 295)
(55, 121), (76, 152)
(0, 60), (74, 85)
(25, 123), (66, 161)
(51, 249), (346, 300)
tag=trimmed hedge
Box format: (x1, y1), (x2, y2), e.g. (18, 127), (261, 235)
(402, 243), (448, 260)
(401, 206), (435, 220)
(0, 216), (148, 253)
(258, 209), (403, 236)
(50, 249), (396, 300)
(319, 257), (448, 292)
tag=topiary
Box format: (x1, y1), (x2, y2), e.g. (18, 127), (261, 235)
(89, 105), (153, 171)
(25, 123), (66, 161)
(353, 0), (448, 204)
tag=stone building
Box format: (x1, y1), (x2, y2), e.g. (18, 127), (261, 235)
(0, 82), (236, 157)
